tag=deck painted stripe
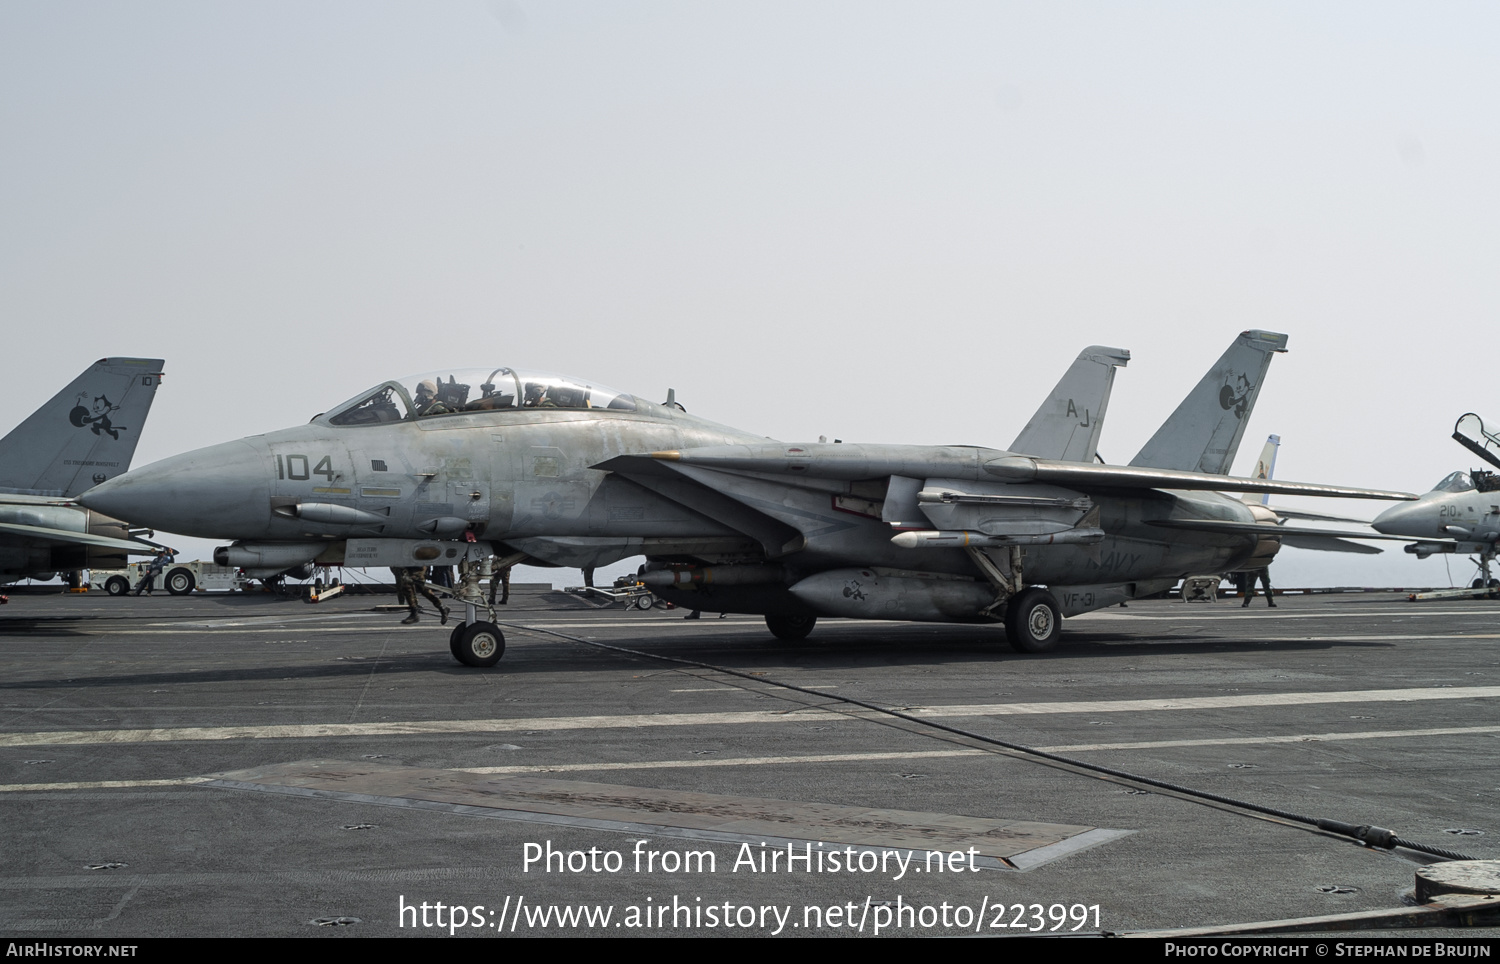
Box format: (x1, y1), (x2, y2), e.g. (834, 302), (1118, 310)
(6, 723), (1498, 790)
(3, 686), (1499, 747)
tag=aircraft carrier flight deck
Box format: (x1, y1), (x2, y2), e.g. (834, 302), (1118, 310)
(1, 587), (1496, 938)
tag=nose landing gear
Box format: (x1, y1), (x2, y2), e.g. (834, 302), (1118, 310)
(449, 559), (504, 667)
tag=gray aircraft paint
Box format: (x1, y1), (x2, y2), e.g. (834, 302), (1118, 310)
(1372, 465), (1500, 577)
(82, 341), (1411, 652)
(1374, 488), (1500, 547)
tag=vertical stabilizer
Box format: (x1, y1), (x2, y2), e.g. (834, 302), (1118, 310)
(1129, 330), (1287, 475)
(1243, 434), (1281, 505)
(1009, 346), (1130, 461)
(0, 358), (166, 497)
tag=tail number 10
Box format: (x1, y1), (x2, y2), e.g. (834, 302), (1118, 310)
(276, 454), (335, 482)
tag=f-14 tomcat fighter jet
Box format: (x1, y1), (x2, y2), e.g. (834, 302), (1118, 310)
(1372, 413), (1500, 587)
(80, 333), (1412, 666)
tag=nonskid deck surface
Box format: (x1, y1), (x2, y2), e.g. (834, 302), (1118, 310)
(1, 590), (1496, 936)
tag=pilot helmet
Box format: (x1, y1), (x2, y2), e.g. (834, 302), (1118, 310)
(416, 379), (438, 398)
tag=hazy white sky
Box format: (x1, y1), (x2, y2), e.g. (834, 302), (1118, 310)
(4, 1), (1497, 587)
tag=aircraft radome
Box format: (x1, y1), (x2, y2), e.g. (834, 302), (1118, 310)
(80, 334), (1414, 666)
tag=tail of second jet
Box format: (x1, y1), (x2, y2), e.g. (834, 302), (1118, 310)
(0, 358), (165, 497)
(1009, 346), (1130, 462)
(1242, 434), (1281, 505)
(1129, 330), (1287, 475)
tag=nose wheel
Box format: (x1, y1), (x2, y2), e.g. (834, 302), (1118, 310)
(447, 558), (505, 666)
(450, 620), (505, 667)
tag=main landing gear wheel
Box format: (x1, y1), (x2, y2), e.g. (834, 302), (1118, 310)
(165, 567), (196, 595)
(105, 576), (129, 597)
(452, 621), (505, 667)
(1005, 588), (1061, 654)
(765, 614), (817, 641)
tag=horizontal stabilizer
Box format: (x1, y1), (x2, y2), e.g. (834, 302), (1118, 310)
(0, 520), (158, 553)
(0, 493), (77, 506)
(1278, 533), (1383, 555)
(1266, 506), (1372, 525)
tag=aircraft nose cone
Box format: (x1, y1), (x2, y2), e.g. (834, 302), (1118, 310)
(1371, 502), (1424, 537)
(80, 439), (272, 538)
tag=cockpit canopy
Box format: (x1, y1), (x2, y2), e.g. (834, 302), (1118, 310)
(1432, 470), (1476, 493)
(324, 368), (639, 426)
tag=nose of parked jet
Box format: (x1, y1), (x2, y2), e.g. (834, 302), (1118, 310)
(79, 439), (272, 539)
(1371, 501), (1425, 536)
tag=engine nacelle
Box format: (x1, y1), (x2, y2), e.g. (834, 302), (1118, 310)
(1237, 503), (1283, 570)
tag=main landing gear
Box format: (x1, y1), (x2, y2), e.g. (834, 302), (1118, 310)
(964, 545), (1064, 654)
(1004, 587), (1061, 654)
(1473, 548), (1499, 591)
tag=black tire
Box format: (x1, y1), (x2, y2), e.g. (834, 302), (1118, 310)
(449, 623), (465, 660)
(165, 568), (196, 596)
(1473, 578), (1486, 589)
(1490, 579), (1500, 590)
(105, 576), (130, 597)
(453, 621), (505, 667)
(635, 594), (654, 610)
(765, 613), (816, 641)
(1005, 588), (1062, 654)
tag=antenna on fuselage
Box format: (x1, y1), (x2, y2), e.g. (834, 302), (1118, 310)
(664, 389), (686, 413)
